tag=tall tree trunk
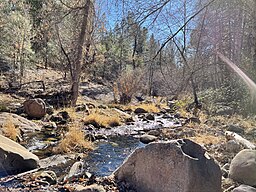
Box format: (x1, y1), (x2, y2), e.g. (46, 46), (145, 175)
(71, 0), (92, 106)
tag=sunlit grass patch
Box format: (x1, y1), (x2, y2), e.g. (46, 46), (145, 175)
(189, 134), (223, 145)
(83, 110), (121, 128)
(124, 103), (160, 113)
(56, 123), (93, 153)
(2, 116), (20, 141)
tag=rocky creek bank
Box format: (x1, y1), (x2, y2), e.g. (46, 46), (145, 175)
(1, 94), (256, 191)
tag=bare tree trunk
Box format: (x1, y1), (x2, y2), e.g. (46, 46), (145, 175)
(20, 30), (26, 85)
(132, 34), (137, 69)
(71, 0), (92, 106)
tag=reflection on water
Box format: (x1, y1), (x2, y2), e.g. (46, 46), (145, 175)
(84, 136), (144, 176)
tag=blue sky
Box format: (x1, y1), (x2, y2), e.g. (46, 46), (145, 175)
(97, 0), (199, 44)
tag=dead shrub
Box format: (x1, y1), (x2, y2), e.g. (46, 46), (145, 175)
(114, 70), (143, 104)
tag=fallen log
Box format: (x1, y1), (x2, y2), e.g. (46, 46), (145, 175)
(20, 80), (45, 91)
(225, 131), (255, 149)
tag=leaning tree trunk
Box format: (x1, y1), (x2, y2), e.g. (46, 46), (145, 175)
(71, 0), (92, 106)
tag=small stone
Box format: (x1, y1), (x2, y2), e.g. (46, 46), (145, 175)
(125, 117), (134, 123)
(145, 114), (155, 121)
(134, 108), (147, 114)
(140, 134), (157, 144)
(57, 111), (71, 120)
(98, 104), (107, 109)
(75, 104), (89, 113)
(42, 121), (57, 129)
(227, 125), (245, 134)
(174, 113), (180, 118)
(95, 134), (108, 140)
(64, 161), (84, 182)
(221, 168), (229, 178)
(226, 140), (241, 153)
(85, 172), (92, 179)
(147, 130), (160, 137)
(84, 119), (101, 129)
(50, 111), (70, 125)
(36, 170), (57, 185)
(162, 114), (172, 119)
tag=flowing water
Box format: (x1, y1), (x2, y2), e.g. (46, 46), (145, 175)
(84, 136), (145, 176)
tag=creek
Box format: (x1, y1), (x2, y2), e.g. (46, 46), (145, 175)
(24, 113), (181, 177)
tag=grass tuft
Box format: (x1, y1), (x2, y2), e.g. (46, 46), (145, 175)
(83, 111), (121, 128)
(55, 123), (93, 153)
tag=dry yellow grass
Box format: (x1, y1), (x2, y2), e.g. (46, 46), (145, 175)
(190, 134), (223, 145)
(0, 93), (13, 103)
(56, 123), (93, 153)
(2, 117), (20, 141)
(83, 111), (121, 127)
(62, 107), (79, 121)
(125, 103), (160, 113)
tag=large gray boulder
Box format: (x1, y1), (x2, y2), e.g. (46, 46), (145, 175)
(114, 139), (221, 192)
(23, 98), (46, 118)
(0, 112), (41, 134)
(0, 135), (39, 177)
(229, 149), (256, 186)
(232, 185), (256, 192)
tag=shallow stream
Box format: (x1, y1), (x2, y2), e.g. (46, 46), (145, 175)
(84, 136), (145, 176)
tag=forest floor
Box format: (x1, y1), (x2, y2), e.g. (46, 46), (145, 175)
(0, 68), (255, 191)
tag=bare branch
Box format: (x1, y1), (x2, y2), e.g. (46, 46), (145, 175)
(153, 0), (216, 60)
